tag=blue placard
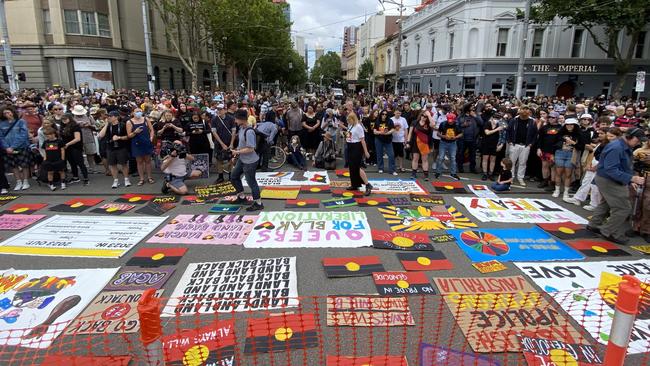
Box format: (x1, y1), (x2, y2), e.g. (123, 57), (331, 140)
(209, 204), (241, 213)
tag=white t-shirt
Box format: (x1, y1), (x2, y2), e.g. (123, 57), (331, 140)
(346, 124), (364, 143)
(163, 156), (187, 177)
(391, 117), (408, 143)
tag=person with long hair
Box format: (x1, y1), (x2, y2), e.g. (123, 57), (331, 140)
(0, 107), (29, 191)
(552, 118), (583, 201)
(373, 109), (396, 175)
(346, 113), (373, 195)
(481, 113), (506, 180)
(60, 113), (89, 185)
(406, 111), (433, 180)
(127, 108), (155, 185)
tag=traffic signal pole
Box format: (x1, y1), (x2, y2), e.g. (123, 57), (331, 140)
(142, 0), (155, 95)
(0, 0), (19, 94)
(515, 0), (531, 99)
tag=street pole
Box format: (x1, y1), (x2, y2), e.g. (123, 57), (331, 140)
(0, 0), (19, 94)
(141, 0), (155, 95)
(394, 0), (403, 96)
(515, 0), (531, 99)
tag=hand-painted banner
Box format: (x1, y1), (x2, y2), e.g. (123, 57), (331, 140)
(208, 204), (240, 213)
(0, 267), (118, 348)
(194, 182), (237, 199)
(371, 230), (433, 251)
(89, 203), (135, 215)
(244, 313), (318, 354)
(260, 187), (300, 199)
(65, 289), (163, 335)
(244, 211), (372, 248)
(515, 259), (650, 354)
(410, 195), (444, 205)
(468, 185), (499, 199)
(0, 214), (45, 230)
(518, 336), (603, 366)
(135, 202), (176, 216)
(163, 257), (298, 315)
(41, 355), (131, 365)
(161, 320), (236, 366)
(244, 170), (330, 186)
(365, 179), (428, 195)
(322, 256), (384, 277)
(455, 197), (589, 224)
(379, 205), (477, 231)
(147, 214), (256, 246)
(472, 260), (508, 273)
(419, 343), (500, 365)
(537, 222), (599, 240)
(115, 194), (154, 204)
(326, 296), (414, 327)
(103, 267), (175, 291)
(49, 198), (103, 212)
(188, 153), (210, 178)
(125, 247), (187, 267)
(0, 215), (166, 258)
(449, 227), (584, 262)
(2, 203), (47, 214)
(373, 272), (436, 296)
(433, 275), (585, 353)
(388, 197), (411, 206)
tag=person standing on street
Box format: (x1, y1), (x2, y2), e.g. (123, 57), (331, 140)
(211, 104), (236, 183)
(506, 106), (537, 186)
(588, 128), (647, 244)
(434, 112), (462, 180)
(373, 110), (396, 175)
(286, 102), (303, 142)
(391, 109), (409, 173)
(98, 111), (130, 189)
(230, 109), (263, 212)
(346, 113), (372, 195)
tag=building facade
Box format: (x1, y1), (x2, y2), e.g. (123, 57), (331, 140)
(342, 26), (357, 55)
(373, 33), (398, 92)
(0, 0), (218, 91)
(397, 0), (649, 98)
(355, 13), (399, 84)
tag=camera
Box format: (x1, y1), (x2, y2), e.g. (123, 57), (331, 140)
(160, 141), (187, 159)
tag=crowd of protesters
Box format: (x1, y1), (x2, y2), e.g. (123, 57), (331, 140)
(0, 86), (647, 233)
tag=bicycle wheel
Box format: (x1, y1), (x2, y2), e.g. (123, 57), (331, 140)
(268, 146), (286, 170)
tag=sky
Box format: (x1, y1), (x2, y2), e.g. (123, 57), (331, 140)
(287, 0), (416, 69)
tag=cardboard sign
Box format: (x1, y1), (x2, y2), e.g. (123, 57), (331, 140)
(455, 197), (589, 224)
(322, 256), (384, 277)
(379, 205), (477, 231)
(419, 343), (500, 366)
(326, 356), (409, 365)
(388, 197), (411, 206)
(0, 215), (166, 258)
(104, 267), (175, 291)
(300, 185), (331, 194)
(135, 202), (176, 216)
(161, 320), (236, 366)
(335, 169), (350, 178)
(372, 272), (436, 296)
(568, 240), (629, 257)
(49, 198), (103, 212)
(433, 275), (585, 353)
(208, 204), (240, 213)
(518, 336), (603, 366)
(244, 211), (373, 248)
(432, 181), (467, 193)
(152, 196), (179, 204)
(410, 195), (444, 205)
(331, 189), (364, 198)
(114, 194), (154, 204)
(163, 257), (298, 315)
(244, 313), (319, 354)
(515, 259), (650, 354)
(468, 184), (499, 199)
(285, 199), (319, 208)
(260, 186), (300, 199)
(65, 290), (163, 335)
(472, 260), (508, 273)
(631, 245), (650, 255)
(0, 214), (45, 230)
(40, 355), (131, 366)
(2, 203), (47, 214)
(194, 182), (237, 199)
(188, 153), (210, 178)
(0, 195), (18, 205)
(323, 197), (358, 209)
(0, 267), (118, 348)
(429, 234), (456, 243)
(181, 195), (217, 205)
(450, 227), (584, 262)
(537, 222), (599, 240)
(90, 203), (135, 215)
(125, 247), (187, 267)
(372, 230), (433, 251)
(147, 214), (256, 246)
(366, 179), (428, 195)
(329, 180), (351, 188)
(397, 252), (453, 271)
(245, 171), (330, 187)
(355, 197), (390, 207)
(326, 296), (414, 327)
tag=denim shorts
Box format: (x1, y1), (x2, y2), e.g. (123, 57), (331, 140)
(554, 149), (574, 168)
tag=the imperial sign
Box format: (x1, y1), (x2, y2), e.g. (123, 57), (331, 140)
(531, 64), (598, 73)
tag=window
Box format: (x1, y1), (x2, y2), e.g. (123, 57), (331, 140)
(635, 31), (646, 58)
(98, 14), (110, 37)
(491, 83), (503, 96)
(386, 49), (392, 73)
(81, 11), (97, 36)
(430, 39), (435, 62)
(416, 44), (420, 64)
(525, 83), (537, 97)
(64, 10), (80, 34)
(43, 9), (52, 34)
(412, 82), (420, 93)
(531, 29), (544, 57)
(148, 7), (157, 48)
(463, 77), (476, 96)
(571, 29), (584, 58)
(496, 28), (508, 56)
(448, 33), (454, 59)
(601, 81), (611, 97)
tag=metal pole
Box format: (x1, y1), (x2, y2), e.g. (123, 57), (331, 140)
(394, 0), (403, 96)
(515, 0), (531, 99)
(142, 0), (155, 95)
(0, 0), (18, 94)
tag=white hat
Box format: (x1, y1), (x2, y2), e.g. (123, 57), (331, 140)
(580, 113), (593, 120)
(216, 103), (225, 109)
(71, 105), (87, 116)
(565, 118), (579, 125)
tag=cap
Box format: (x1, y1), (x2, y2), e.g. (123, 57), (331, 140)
(216, 103), (225, 109)
(627, 128), (648, 142)
(234, 109), (248, 120)
(580, 113), (593, 120)
(108, 110), (120, 117)
(564, 118), (579, 125)
(549, 111), (560, 118)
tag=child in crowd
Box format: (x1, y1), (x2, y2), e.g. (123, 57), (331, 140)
(286, 135), (307, 170)
(491, 158), (513, 192)
(41, 127), (66, 191)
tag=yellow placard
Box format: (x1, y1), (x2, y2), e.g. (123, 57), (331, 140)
(260, 188), (300, 200)
(0, 246), (123, 258)
(472, 260), (508, 273)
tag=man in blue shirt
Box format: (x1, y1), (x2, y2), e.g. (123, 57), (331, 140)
(588, 128), (646, 244)
(230, 109), (263, 212)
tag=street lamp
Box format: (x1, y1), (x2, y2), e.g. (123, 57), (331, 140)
(379, 0), (405, 96)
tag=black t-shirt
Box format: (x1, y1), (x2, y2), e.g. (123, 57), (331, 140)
(186, 120), (210, 150)
(106, 122), (129, 150)
(42, 138), (64, 162)
(155, 120), (182, 142)
(438, 121), (462, 142)
(374, 118), (394, 143)
(499, 170), (513, 183)
(538, 124), (562, 153)
(61, 123), (83, 150)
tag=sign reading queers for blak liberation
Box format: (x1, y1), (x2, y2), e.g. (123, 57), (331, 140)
(163, 257), (298, 315)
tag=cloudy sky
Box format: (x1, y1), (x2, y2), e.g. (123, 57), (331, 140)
(288, 0), (415, 68)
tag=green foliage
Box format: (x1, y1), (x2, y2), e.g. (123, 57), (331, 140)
(310, 51), (342, 85)
(357, 59), (374, 86)
(260, 50), (308, 91)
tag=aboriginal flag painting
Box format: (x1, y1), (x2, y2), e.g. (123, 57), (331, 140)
(90, 203), (135, 215)
(115, 194), (155, 204)
(244, 313), (319, 354)
(50, 198), (103, 212)
(379, 205), (477, 231)
(335, 169), (350, 178)
(372, 272), (436, 296)
(300, 185), (331, 194)
(125, 247), (188, 267)
(397, 252), (454, 271)
(331, 189), (364, 198)
(568, 240), (630, 257)
(537, 222), (599, 240)
(432, 181), (467, 193)
(371, 230), (433, 251)
(356, 197), (390, 207)
(322, 256), (384, 277)
(285, 199), (320, 209)
(2, 203), (47, 214)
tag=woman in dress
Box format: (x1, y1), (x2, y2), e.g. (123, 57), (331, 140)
(480, 113), (504, 180)
(301, 105), (321, 155)
(127, 108), (155, 185)
(406, 111), (434, 180)
(346, 113), (372, 195)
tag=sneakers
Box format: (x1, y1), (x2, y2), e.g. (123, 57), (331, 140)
(565, 198), (581, 206)
(0, 189), (7, 194)
(434, 173), (441, 179)
(161, 181), (170, 194)
(552, 187), (560, 198)
(411, 171), (417, 179)
(69, 177), (81, 184)
(518, 179), (527, 187)
(583, 205), (597, 211)
(424, 172), (429, 182)
(60, 182), (67, 190)
(562, 191), (572, 202)
(246, 202), (264, 211)
(13, 181), (22, 191)
(83, 179), (89, 186)
(21, 180), (30, 190)
(451, 174), (461, 180)
(232, 196), (250, 205)
(111, 179), (119, 189)
(365, 183), (373, 196)
(392, 171), (398, 176)
(49, 184), (56, 191)
(378, 169), (384, 174)
(537, 180), (548, 189)
(124, 178), (132, 187)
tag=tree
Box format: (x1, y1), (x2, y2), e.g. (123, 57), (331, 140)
(531, 0), (650, 99)
(148, 0), (209, 91)
(310, 51), (342, 86)
(259, 49), (308, 91)
(357, 59), (374, 88)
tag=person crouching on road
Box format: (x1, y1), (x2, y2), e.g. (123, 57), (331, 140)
(160, 140), (202, 195)
(230, 109), (264, 211)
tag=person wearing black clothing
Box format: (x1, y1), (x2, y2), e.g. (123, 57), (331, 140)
(481, 115), (505, 180)
(536, 112), (562, 190)
(185, 112), (212, 164)
(41, 127), (66, 191)
(177, 104), (193, 129)
(506, 106), (537, 186)
(155, 110), (184, 143)
(373, 110), (396, 174)
(456, 104), (483, 174)
(60, 113), (89, 185)
(363, 109), (378, 165)
(99, 111), (130, 189)
(434, 114), (463, 179)
(211, 104), (236, 183)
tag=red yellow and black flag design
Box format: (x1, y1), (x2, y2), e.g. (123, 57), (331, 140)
(537, 222), (599, 240)
(410, 194), (445, 205)
(331, 189), (364, 198)
(371, 230), (433, 251)
(300, 185), (331, 194)
(181, 195), (219, 205)
(322, 256), (384, 277)
(372, 272), (435, 296)
(50, 198), (103, 212)
(285, 199), (320, 209)
(568, 240), (630, 257)
(431, 181), (468, 193)
(326, 356), (409, 366)
(0, 195), (18, 206)
(397, 251), (454, 271)
(244, 313), (319, 354)
(126, 247), (188, 267)
(90, 203), (135, 215)
(115, 194), (155, 204)
(2, 203), (47, 214)
(161, 320), (236, 366)
(335, 169), (350, 178)
(356, 197), (390, 207)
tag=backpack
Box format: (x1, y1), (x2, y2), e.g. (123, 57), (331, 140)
(244, 127), (268, 154)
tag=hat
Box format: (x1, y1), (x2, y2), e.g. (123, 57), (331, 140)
(71, 105), (87, 116)
(580, 113), (593, 120)
(108, 110), (120, 117)
(564, 118), (579, 125)
(216, 103), (225, 109)
(89, 106), (100, 115)
(446, 113), (457, 122)
(234, 109), (248, 120)
(627, 128), (648, 142)
(549, 111), (560, 118)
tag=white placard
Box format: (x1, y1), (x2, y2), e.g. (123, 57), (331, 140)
(73, 58), (112, 72)
(243, 171), (330, 186)
(454, 197), (588, 224)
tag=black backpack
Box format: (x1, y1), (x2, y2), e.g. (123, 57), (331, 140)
(244, 127), (268, 154)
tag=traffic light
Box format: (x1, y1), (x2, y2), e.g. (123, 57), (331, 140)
(17, 73), (25, 82)
(505, 76), (515, 91)
(522, 81), (527, 90)
(2, 67), (7, 83)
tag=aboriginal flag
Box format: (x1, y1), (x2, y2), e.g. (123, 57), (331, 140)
(115, 194), (155, 204)
(285, 199), (320, 209)
(432, 181), (467, 193)
(537, 222), (598, 240)
(50, 198), (103, 212)
(244, 313), (319, 354)
(162, 321), (236, 366)
(2, 203), (47, 214)
(0, 195), (18, 205)
(335, 169), (350, 178)
(126, 247), (188, 267)
(90, 203), (135, 215)
(322, 256), (384, 277)
(371, 230), (433, 251)
(568, 240), (629, 257)
(331, 189), (364, 198)
(300, 185), (331, 194)
(323, 197), (357, 209)
(326, 356), (409, 366)
(182, 196), (217, 205)
(356, 197), (390, 207)
(372, 272), (436, 296)
(397, 252), (454, 271)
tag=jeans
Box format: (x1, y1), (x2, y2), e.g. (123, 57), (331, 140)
(456, 139), (477, 172)
(230, 159), (260, 200)
(375, 138), (395, 173)
(435, 140), (457, 175)
(288, 152), (306, 169)
(491, 182), (511, 191)
(507, 144), (530, 181)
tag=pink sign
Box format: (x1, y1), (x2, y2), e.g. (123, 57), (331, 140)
(147, 214), (257, 245)
(0, 214), (46, 230)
